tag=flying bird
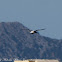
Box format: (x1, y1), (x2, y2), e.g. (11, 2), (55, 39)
(21, 28), (45, 34)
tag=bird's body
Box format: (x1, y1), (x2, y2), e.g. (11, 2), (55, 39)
(30, 30), (37, 34)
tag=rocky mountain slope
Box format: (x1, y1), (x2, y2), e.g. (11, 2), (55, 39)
(0, 22), (62, 61)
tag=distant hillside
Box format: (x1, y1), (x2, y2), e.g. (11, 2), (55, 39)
(0, 22), (62, 61)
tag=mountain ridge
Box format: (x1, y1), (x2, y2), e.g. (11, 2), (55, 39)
(0, 22), (62, 61)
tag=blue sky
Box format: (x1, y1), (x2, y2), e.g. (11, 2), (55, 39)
(0, 0), (62, 39)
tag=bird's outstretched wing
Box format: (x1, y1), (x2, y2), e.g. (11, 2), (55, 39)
(20, 29), (31, 31)
(35, 28), (45, 31)
(20, 29), (29, 30)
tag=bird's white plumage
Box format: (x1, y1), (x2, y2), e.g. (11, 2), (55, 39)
(30, 31), (35, 34)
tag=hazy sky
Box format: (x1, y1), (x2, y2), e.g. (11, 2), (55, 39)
(0, 0), (62, 39)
